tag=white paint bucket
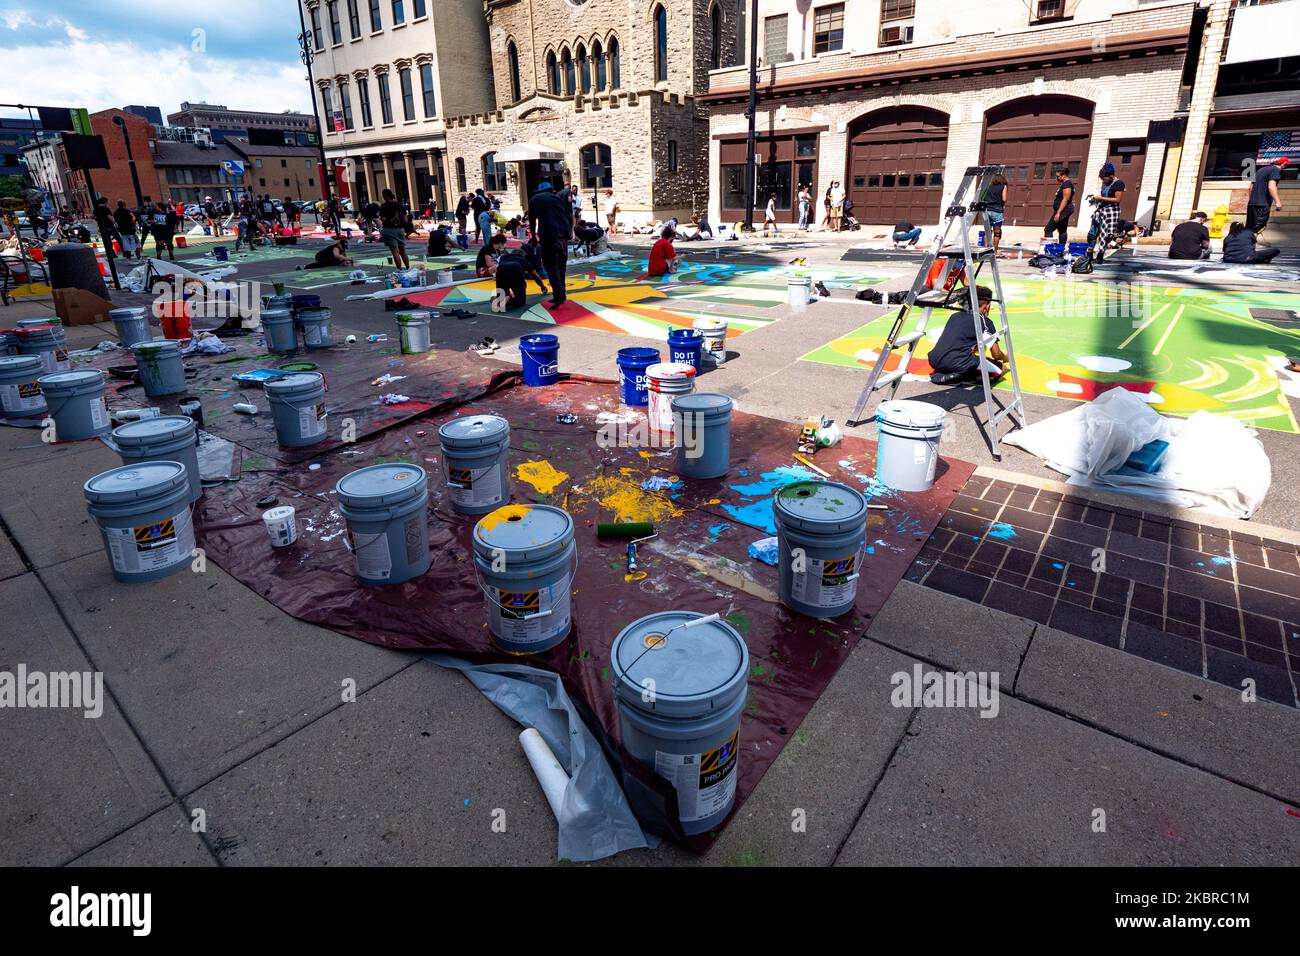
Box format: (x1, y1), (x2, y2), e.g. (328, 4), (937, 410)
(693, 317), (729, 365)
(646, 362), (696, 446)
(875, 399), (947, 492)
(262, 506), (298, 547)
(434, 269), (453, 286)
(787, 276), (811, 313)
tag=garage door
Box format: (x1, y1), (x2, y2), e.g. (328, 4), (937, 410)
(846, 107), (948, 224)
(982, 96), (1093, 227)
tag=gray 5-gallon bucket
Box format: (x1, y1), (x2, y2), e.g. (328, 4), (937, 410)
(336, 463), (431, 585)
(110, 308), (150, 347)
(611, 611), (749, 835)
(297, 307), (333, 349)
(84, 461), (195, 583)
(775, 479), (868, 619)
(264, 372), (327, 447)
(875, 399), (946, 492)
(472, 504), (576, 654)
(262, 308), (298, 355)
(132, 340), (187, 397)
(672, 392), (733, 480)
(38, 369), (110, 441)
(438, 414), (510, 515)
(0, 355), (48, 419)
(16, 324), (70, 374)
(112, 415), (202, 504)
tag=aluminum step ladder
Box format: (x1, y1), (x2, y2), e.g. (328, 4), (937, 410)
(847, 165), (1027, 460)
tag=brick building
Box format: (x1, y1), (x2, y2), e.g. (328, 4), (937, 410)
(154, 141), (249, 206)
(441, 0), (740, 224)
(22, 109), (166, 214)
(227, 138), (321, 202)
(702, 0), (1204, 230)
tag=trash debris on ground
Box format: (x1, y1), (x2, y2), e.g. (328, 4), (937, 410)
(555, 413), (578, 424)
(380, 393), (411, 405)
(371, 373), (407, 387)
(747, 536), (780, 566)
(640, 476), (674, 492)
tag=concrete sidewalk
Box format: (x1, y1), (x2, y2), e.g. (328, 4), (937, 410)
(2, 237), (1298, 866)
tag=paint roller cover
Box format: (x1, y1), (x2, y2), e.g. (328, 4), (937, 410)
(596, 522), (655, 540)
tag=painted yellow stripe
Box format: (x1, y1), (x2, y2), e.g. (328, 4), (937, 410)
(1118, 302), (1171, 350)
(1152, 305), (1185, 356)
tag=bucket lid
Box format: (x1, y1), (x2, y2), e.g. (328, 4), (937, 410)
(132, 339), (180, 356)
(611, 611), (749, 717)
(693, 317), (727, 331)
(0, 355), (42, 374)
(112, 415), (196, 447)
(439, 414), (508, 448)
(262, 308), (293, 322)
(16, 318), (52, 328)
(15, 325), (56, 337)
(263, 372), (324, 396)
(336, 463), (427, 508)
(396, 311), (432, 323)
(774, 480), (868, 533)
(84, 461), (189, 504)
(110, 307), (147, 319)
(670, 392), (733, 416)
(37, 369), (104, 390)
(876, 399), (947, 429)
(646, 362), (696, 380)
(472, 504), (573, 564)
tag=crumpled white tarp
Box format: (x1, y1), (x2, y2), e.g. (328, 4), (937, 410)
(1003, 387), (1271, 518)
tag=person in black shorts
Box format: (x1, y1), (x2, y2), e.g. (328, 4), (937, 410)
(1042, 167), (1074, 245)
(1246, 157), (1287, 237)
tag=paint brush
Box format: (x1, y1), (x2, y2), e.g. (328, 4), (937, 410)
(792, 453), (830, 478)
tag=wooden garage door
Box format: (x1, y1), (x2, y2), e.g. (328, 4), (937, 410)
(982, 96), (1093, 227)
(846, 107), (948, 224)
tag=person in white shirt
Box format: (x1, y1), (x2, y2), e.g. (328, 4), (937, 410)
(763, 194), (778, 237)
(602, 189), (620, 237)
(830, 181), (846, 232)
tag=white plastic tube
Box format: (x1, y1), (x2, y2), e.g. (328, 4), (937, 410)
(519, 727), (569, 821)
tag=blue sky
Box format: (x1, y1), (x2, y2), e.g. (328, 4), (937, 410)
(0, 0), (313, 120)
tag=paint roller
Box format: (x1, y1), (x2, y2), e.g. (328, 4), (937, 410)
(597, 522), (657, 574)
(518, 728), (569, 822)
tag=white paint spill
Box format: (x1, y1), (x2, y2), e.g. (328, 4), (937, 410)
(1077, 355), (1132, 373)
(1046, 379), (1085, 394)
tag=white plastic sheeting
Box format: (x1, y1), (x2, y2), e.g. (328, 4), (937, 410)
(1003, 387), (1271, 518)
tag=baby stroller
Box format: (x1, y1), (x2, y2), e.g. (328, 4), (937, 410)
(841, 199), (861, 231)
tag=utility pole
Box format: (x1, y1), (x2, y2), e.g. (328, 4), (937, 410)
(742, 0), (760, 232)
(297, 0), (339, 234)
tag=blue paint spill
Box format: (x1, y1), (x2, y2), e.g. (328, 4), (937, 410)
(1210, 556), (1233, 566)
(866, 545), (876, 554)
(987, 522), (1017, 540)
(1052, 562), (1064, 570)
(723, 499), (780, 534)
(727, 465), (817, 497)
(1067, 580), (1077, 588)
(706, 523), (729, 542)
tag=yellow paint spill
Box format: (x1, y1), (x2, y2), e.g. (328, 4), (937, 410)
(638, 451), (653, 459)
(478, 504), (533, 531)
(867, 513), (886, 527)
(707, 498), (721, 505)
(515, 460), (569, 494)
(574, 474), (684, 523)
(624, 571), (648, 583)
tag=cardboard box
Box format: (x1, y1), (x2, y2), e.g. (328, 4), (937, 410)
(53, 287), (115, 326)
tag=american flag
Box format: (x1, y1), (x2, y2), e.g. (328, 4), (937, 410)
(1259, 130), (1300, 163)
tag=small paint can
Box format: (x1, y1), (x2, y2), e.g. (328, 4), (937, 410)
(438, 414), (510, 515)
(693, 317), (728, 365)
(472, 504), (575, 654)
(875, 400), (946, 492)
(112, 415), (203, 504)
(397, 311), (433, 354)
(646, 362), (696, 446)
(787, 275), (812, 313)
(297, 307), (333, 349)
(178, 395), (204, 427)
(336, 463), (431, 585)
(37, 369), (110, 441)
(611, 611), (748, 835)
(264, 372), (327, 448)
(671, 392), (733, 480)
(616, 347), (660, 406)
(519, 333), (559, 386)
(131, 339), (187, 397)
(0, 355), (48, 419)
(262, 308), (298, 355)
(775, 480), (868, 619)
(84, 462), (195, 583)
(262, 505), (298, 547)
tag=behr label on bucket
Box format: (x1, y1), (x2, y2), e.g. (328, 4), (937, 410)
(654, 729), (740, 827)
(448, 465), (504, 509)
(106, 509), (195, 576)
(298, 402), (327, 439)
(489, 570), (572, 647)
(790, 551), (863, 609)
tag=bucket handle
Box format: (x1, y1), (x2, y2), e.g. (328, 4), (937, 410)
(476, 550), (579, 621)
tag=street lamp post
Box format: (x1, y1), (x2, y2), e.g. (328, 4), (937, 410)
(742, 0), (760, 232)
(297, 1), (340, 234)
(111, 116), (144, 208)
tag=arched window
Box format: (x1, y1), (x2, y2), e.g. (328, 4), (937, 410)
(653, 5), (668, 83)
(609, 37), (621, 89)
(580, 143), (612, 189)
(710, 4), (723, 70)
(546, 51), (560, 95)
(455, 156), (466, 193)
(562, 47), (575, 95)
(507, 41), (521, 102)
(482, 152), (507, 193)
(593, 40), (606, 91)
(576, 43), (590, 94)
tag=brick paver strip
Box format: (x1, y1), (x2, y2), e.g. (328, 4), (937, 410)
(909, 476), (1300, 708)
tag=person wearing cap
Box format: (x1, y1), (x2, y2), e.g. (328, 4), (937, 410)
(1042, 166), (1075, 245)
(527, 181), (573, 308)
(927, 285), (1006, 385)
(1169, 211), (1211, 260)
(202, 196), (221, 236)
(1085, 163), (1125, 262)
(1247, 157), (1287, 238)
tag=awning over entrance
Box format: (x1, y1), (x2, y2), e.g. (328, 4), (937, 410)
(496, 143), (563, 163)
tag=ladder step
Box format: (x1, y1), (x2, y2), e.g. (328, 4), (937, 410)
(978, 334), (999, 348)
(873, 369), (906, 390)
(992, 403), (1023, 424)
(893, 330), (926, 347)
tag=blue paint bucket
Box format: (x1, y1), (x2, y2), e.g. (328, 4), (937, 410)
(519, 333), (559, 386)
(1043, 243), (1064, 257)
(667, 328), (705, 372)
(0, 355), (48, 419)
(213, 246), (229, 262)
(297, 307), (333, 349)
(672, 392), (733, 480)
(84, 462), (195, 584)
(131, 340), (187, 397)
(1068, 242), (1089, 257)
(38, 369), (110, 441)
(110, 308), (151, 347)
(611, 610), (748, 835)
(264, 372), (328, 447)
(112, 415), (202, 504)
(775, 480), (868, 619)
(262, 308), (298, 354)
(336, 463), (431, 586)
(472, 504), (576, 654)
(438, 414), (510, 515)
(617, 347), (661, 406)
(875, 399), (946, 492)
